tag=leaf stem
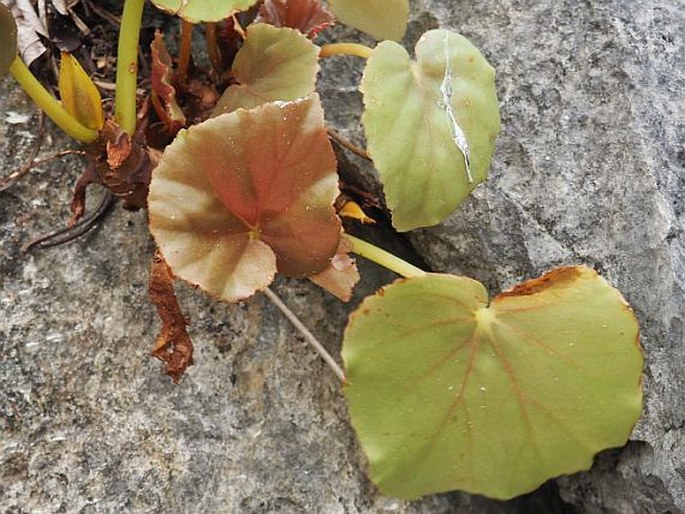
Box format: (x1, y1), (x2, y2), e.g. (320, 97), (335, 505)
(9, 57), (98, 143)
(22, 190), (114, 252)
(320, 43), (373, 60)
(114, 0), (145, 135)
(263, 287), (346, 383)
(205, 22), (221, 80)
(327, 128), (371, 161)
(345, 234), (426, 278)
(177, 19), (193, 84)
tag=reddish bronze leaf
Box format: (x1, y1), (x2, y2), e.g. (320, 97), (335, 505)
(150, 31), (186, 135)
(149, 250), (194, 382)
(256, 0), (335, 39)
(148, 94), (341, 302)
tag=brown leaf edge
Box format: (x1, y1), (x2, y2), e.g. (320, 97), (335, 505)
(309, 234), (360, 301)
(149, 249), (194, 382)
(150, 30), (187, 135)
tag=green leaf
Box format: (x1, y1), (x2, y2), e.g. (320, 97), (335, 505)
(361, 29), (501, 231)
(213, 24), (320, 116)
(150, 0), (259, 23)
(329, 0), (408, 41)
(0, 3), (18, 79)
(343, 267), (643, 500)
(148, 94), (341, 302)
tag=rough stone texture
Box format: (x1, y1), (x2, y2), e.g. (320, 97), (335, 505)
(402, 1), (684, 513)
(0, 92), (572, 513)
(0, 1), (682, 514)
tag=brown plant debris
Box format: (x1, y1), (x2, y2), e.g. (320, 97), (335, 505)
(148, 249), (194, 382)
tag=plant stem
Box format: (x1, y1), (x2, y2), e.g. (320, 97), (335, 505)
(205, 22), (222, 80)
(263, 287), (346, 383)
(114, 0), (145, 135)
(177, 19), (193, 84)
(320, 43), (373, 60)
(327, 128), (371, 161)
(9, 58), (98, 143)
(345, 234), (426, 279)
(22, 190), (114, 252)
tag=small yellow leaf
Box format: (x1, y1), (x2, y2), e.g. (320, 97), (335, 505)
(59, 52), (104, 130)
(340, 201), (376, 224)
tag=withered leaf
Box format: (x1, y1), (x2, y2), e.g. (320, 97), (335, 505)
(70, 120), (153, 225)
(149, 249), (194, 382)
(150, 31), (186, 135)
(5, 0), (48, 66)
(256, 0), (335, 39)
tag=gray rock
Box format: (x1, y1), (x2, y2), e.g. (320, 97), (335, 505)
(0, 86), (570, 514)
(403, 1), (684, 512)
(0, 80), (434, 513)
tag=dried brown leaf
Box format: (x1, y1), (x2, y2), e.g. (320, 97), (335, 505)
(70, 120), (153, 224)
(150, 31), (186, 134)
(4, 0), (47, 65)
(149, 249), (194, 382)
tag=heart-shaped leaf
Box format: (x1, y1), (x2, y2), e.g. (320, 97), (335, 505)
(329, 0), (408, 41)
(148, 95), (341, 302)
(213, 24), (319, 116)
(256, 0), (335, 39)
(343, 267), (643, 500)
(150, 0), (259, 23)
(361, 29), (501, 231)
(0, 3), (18, 78)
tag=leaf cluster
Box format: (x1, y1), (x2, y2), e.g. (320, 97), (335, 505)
(0, 0), (644, 503)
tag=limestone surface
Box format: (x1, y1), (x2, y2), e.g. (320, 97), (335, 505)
(405, 1), (684, 512)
